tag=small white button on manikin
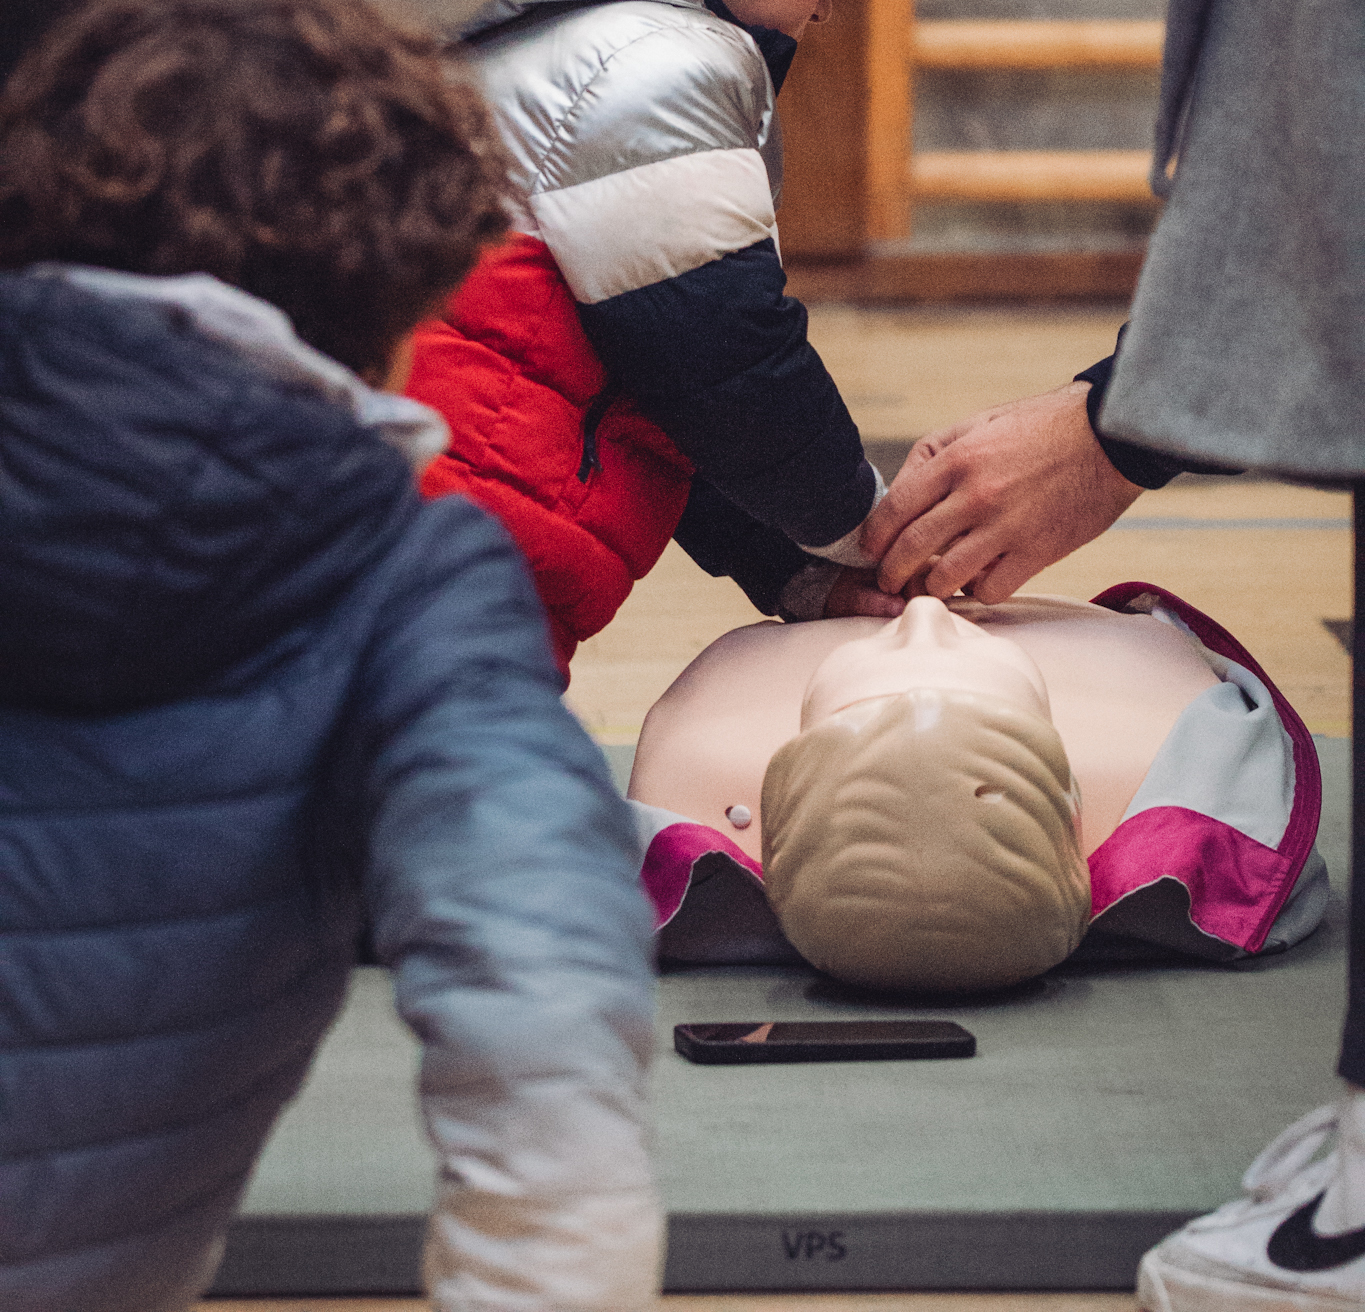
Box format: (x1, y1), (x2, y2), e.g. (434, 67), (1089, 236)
(726, 804), (752, 830)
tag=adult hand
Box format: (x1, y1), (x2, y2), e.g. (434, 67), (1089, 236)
(822, 567), (907, 619)
(861, 381), (1145, 603)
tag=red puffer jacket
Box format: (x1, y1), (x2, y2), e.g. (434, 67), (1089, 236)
(408, 234), (694, 679)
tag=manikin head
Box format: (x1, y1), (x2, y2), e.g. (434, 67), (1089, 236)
(761, 597), (1091, 992)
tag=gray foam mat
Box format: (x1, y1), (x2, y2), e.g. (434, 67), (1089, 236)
(211, 738), (1350, 1295)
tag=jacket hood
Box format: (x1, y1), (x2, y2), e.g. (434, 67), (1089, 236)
(0, 270), (421, 713)
(451, 0), (796, 90)
(395, 0), (706, 42)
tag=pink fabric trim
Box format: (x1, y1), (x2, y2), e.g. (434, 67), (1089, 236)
(640, 823), (764, 929)
(1089, 805), (1293, 949)
(1089, 582), (1321, 952)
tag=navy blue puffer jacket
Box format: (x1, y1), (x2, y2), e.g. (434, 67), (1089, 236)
(0, 271), (660, 1312)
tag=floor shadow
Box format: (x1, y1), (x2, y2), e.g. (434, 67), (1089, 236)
(803, 971), (1050, 1010)
(1323, 617), (1352, 655)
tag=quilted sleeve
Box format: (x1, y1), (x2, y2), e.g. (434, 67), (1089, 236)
(673, 474), (818, 615)
(517, 19), (879, 556)
(354, 499), (661, 1312)
(579, 239), (878, 553)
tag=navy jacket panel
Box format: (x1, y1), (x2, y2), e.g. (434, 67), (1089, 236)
(577, 238), (874, 549)
(672, 475), (814, 614)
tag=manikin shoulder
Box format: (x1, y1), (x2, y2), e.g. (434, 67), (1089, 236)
(644, 618), (878, 737)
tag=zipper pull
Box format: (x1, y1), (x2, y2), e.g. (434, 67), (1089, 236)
(578, 383), (619, 483)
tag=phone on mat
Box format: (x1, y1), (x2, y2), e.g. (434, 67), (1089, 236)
(673, 1019), (976, 1065)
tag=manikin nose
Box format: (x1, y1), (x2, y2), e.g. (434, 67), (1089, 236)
(890, 595), (959, 647)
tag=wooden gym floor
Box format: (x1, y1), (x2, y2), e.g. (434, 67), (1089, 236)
(203, 305), (1347, 1312)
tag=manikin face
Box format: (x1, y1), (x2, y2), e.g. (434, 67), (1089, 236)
(801, 596), (1052, 729)
(724, 0), (831, 39)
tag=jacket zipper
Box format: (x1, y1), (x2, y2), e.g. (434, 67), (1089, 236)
(578, 382), (619, 482)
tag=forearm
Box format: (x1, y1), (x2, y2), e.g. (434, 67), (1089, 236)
(673, 476), (817, 613)
(674, 479), (897, 621)
(377, 750), (659, 1312)
(390, 795), (661, 1312)
(426, 1185), (661, 1312)
(406, 962), (661, 1312)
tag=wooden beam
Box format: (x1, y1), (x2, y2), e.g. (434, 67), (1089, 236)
(785, 250), (1144, 302)
(778, 13), (868, 257)
(864, 0), (913, 241)
(778, 10), (1163, 255)
(775, 0), (913, 258)
(912, 149), (1157, 204)
(914, 19), (1164, 70)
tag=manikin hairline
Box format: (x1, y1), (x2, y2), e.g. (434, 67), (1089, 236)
(791, 686), (1086, 840)
(808, 686), (1050, 734)
(800, 623), (1054, 733)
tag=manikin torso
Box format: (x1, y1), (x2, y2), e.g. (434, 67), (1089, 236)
(628, 595), (1222, 862)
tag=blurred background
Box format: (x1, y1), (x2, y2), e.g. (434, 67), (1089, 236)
(778, 0), (1162, 293)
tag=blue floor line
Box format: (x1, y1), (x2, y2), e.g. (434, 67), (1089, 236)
(1112, 517), (1350, 531)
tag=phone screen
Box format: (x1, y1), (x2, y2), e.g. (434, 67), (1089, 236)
(674, 1019), (975, 1063)
(689, 1020), (963, 1045)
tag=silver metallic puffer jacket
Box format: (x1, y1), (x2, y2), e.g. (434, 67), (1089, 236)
(468, 0), (784, 303)
(423, 0), (882, 616)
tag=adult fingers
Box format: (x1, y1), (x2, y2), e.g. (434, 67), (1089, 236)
(875, 495), (978, 594)
(898, 557), (941, 599)
(918, 524), (1013, 600)
(861, 436), (963, 561)
(950, 551), (1030, 605)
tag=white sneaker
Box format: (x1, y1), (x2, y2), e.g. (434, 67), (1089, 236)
(1138, 1099), (1365, 1311)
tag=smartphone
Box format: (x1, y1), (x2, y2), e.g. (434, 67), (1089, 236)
(673, 1019), (976, 1065)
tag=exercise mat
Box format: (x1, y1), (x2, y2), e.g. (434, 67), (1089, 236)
(211, 738), (1350, 1295)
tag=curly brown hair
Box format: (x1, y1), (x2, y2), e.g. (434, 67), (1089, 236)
(0, 0), (509, 379)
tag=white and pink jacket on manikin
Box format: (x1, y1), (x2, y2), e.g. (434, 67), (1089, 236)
(629, 582), (1328, 969)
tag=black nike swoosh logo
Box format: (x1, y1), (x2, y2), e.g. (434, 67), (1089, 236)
(1267, 1191), (1365, 1272)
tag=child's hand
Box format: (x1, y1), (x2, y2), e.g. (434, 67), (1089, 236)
(822, 567), (908, 618)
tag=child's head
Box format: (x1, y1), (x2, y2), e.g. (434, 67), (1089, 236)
(0, 0), (508, 380)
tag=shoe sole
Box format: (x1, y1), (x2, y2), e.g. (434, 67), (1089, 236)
(1138, 1251), (1365, 1312)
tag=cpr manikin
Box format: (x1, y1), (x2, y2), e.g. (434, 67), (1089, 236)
(628, 588), (1326, 992)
